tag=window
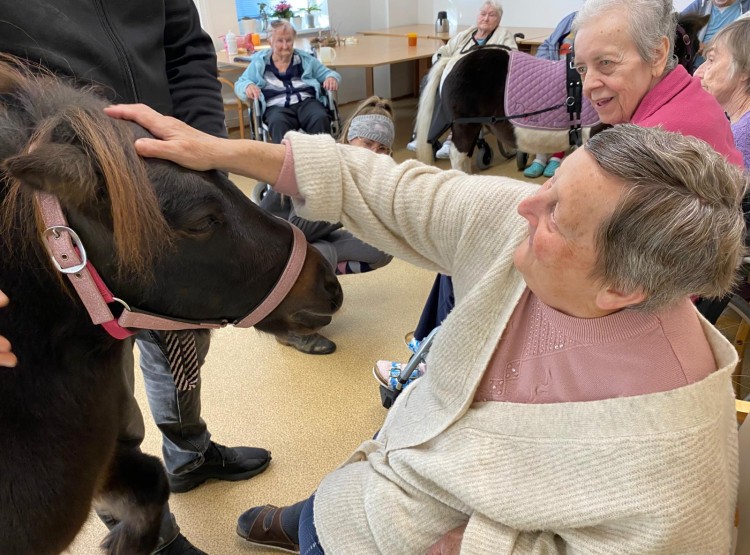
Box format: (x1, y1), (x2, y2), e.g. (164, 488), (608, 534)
(235, 0), (329, 26)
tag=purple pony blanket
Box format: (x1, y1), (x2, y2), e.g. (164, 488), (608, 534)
(504, 50), (599, 131)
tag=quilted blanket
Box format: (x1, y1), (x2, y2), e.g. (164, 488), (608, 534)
(504, 50), (599, 131)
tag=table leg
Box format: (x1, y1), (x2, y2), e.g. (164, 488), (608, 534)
(364, 68), (374, 97)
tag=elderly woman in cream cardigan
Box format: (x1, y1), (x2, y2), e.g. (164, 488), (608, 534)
(106, 101), (746, 555)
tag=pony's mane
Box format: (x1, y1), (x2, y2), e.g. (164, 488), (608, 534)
(0, 55), (173, 280)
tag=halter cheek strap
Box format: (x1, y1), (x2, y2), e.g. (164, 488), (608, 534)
(35, 191), (307, 338)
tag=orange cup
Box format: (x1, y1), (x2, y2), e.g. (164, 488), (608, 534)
(251, 33), (261, 46)
(407, 33), (418, 47)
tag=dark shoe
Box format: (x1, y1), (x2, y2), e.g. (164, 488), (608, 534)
(237, 505), (300, 553)
(276, 332), (336, 355)
(168, 442), (271, 493)
(156, 533), (207, 555)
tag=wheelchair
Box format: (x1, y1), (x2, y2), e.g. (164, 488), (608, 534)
(248, 89), (340, 203)
(248, 88), (341, 144)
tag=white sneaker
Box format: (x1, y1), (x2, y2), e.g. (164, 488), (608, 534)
(406, 139), (417, 151)
(435, 139), (452, 159)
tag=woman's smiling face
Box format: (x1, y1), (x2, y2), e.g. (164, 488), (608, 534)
(574, 11), (667, 124)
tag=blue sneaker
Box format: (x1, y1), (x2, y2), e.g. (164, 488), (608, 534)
(374, 360), (425, 390)
(523, 160), (545, 178)
(543, 159), (561, 177)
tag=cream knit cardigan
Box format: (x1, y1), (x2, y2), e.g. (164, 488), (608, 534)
(285, 133), (740, 554)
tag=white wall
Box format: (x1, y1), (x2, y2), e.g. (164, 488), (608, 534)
(419, 0), (695, 28)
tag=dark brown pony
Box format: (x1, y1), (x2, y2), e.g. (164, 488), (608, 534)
(415, 13), (709, 172)
(0, 59), (342, 555)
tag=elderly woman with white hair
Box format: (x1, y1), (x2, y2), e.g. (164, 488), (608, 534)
(574, 0), (742, 165)
(695, 18), (750, 168)
(234, 19), (340, 144)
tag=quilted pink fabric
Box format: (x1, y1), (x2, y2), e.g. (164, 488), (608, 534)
(505, 51), (599, 131)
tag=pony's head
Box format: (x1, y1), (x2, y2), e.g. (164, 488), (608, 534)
(0, 57), (342, 337)
(675, 13), (710, 74)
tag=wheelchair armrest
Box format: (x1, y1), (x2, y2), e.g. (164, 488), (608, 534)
(326, 89), (341, 138)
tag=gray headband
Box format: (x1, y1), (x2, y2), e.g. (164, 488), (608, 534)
(347, 114), (395, 149)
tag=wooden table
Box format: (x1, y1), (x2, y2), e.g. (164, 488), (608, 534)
(218, 35), (444, 97)
(361, 24), (469, 44)
(509, 26), (554, 54)
(361, 24), (554, 53)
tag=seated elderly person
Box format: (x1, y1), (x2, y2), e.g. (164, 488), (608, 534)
(108, 100), (746, 554)
(695, 17), (750, 168)
(408, 0), (517, 156)
(234, 20), (340, 144)
(574, 0), (742, 165)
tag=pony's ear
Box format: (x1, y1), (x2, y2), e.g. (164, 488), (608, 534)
(3, 143), (98, 207)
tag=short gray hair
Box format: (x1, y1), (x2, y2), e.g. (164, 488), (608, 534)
(707, 18), (750, 95)
(585, 124), (747, 312)
(573, 0), (677, 73)
(481, 0), (503, 19)
(269, 19), (296, 39)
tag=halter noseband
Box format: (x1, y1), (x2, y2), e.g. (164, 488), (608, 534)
(35, 191), (307, 339)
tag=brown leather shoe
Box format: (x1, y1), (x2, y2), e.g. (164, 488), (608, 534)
(275, 332), (336, 355)
(236, 505), (300, 553)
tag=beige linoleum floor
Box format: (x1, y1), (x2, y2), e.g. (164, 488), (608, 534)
(65, 97), (543, 555)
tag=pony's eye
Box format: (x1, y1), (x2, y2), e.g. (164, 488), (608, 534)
(188, 215), (220, 234)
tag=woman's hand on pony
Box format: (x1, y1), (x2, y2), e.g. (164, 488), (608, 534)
(0, 290), (17, 368)
(105, 103), (286, 184)
(105, 103), (228, 172)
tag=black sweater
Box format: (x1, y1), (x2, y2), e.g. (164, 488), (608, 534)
(0, 0), (226, 137)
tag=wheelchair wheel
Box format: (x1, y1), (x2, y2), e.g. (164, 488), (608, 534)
(516, 151), (528, 171)
(251, 182), (268, 204)
(713, 294), (750, 400)
(475, 139), (493, 170)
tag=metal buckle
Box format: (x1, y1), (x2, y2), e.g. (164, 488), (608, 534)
(43, 225), (88, 274)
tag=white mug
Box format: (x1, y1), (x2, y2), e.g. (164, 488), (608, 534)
(319, 47), (337, 64)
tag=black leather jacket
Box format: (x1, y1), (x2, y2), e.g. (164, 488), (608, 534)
(0, 0), (226, 137)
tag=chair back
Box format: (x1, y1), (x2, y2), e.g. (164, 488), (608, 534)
(736, 400), (750, 554)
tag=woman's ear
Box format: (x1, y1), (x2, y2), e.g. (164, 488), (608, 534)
(595, 286), (647, 312)
(652, 35), (671, 76)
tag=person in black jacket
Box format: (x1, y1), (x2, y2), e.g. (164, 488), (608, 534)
(0, 2), (270, 553)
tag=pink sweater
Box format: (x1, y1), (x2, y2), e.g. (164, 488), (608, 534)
(475, 289), (716, 403)
(632, 65), (743, 167)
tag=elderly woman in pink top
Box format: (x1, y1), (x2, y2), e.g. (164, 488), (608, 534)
(106, 101), (746, 554)
(573, 0), (742, 165)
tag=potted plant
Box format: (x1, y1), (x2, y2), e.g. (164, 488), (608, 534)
(301, 5), (321, 29)
(270, 1), (294, 21)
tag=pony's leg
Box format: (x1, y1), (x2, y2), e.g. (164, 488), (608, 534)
(490, 122), (517, 156)
(94, 446), (170, 555)
(449, 146), (471, 173)
(450, 123), (482, 173)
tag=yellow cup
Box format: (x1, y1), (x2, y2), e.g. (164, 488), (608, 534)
(407, 33), (418, 47)
(251, 33), (261, 46)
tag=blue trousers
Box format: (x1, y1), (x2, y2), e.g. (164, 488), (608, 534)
(299, 494), (325, 555)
